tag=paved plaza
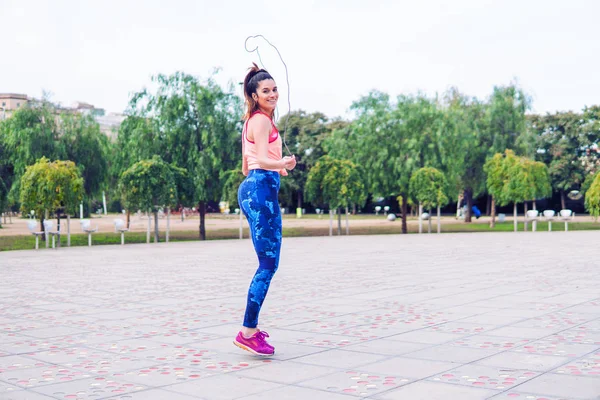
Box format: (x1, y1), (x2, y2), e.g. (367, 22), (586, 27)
(0, 231), (599, 400)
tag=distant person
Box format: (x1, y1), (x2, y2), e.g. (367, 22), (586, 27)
(234, 63), (296, 356)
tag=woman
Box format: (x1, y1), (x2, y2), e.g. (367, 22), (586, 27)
(234, 63), (296, 356)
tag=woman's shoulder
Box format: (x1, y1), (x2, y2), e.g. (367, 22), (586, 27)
(247, 112), (272, 130)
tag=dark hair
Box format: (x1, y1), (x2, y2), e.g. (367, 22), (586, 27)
(243, 62), (274, 120)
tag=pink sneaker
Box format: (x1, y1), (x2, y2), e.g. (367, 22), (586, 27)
(233, 330), (275, 356)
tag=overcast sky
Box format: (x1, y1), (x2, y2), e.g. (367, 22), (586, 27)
(1, 0), (599, 119)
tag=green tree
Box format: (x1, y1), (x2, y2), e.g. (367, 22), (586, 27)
(119, 155), (186, 242)
(0, 136), (14, 227)
(2, 102), (65, 203)
(327, 91), (442, 233)
(305, 156), (366, 235)
(122, 72), (242, 240)
(19, 157), (84, 242)
(278, 111), (334, 211)
(440, 88), (489, 222)
(484, 152), (510, 228)
(409, 167), (449, 233)
(530, 111), (587, 209)
(584, 172), (600, 221)
(221, 166), (246, 210)
(61, 113), (111, 202)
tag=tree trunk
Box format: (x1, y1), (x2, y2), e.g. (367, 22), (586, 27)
(329, 209), (333, 236)
(524, 202), (528, 232)
(464, 188), (473, 223)
(428, 208), (432, 234)
(146, 211), (151, 244)
(560, 190), (566, 210)
(126, 210), (131, 229)
(490, 196), (496, 228)
(337, 207), (342, 235)
(56, 211), (61, 248)
(345, 206), (349, 235)
(513, 203), (518, 232)
(418, 202), (423, 234)
(401, 193), (408, 234)
(199, 201), (206, 240)
(40, 214), (46, 241)
(297, 190), (303, 209)
(486, 195), (492, 216)
(154, 210), (159, 243)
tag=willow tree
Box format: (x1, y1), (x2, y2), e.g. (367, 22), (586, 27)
(118, 72), (242, 240)
(305, 156), (366, 235)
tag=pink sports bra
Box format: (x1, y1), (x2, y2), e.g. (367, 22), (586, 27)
(243, 111), (283, 172)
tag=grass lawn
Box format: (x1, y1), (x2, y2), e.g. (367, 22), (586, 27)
(1, 220), (599, 252)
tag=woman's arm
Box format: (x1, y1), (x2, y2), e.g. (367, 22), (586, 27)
(242, 136), (249, 176)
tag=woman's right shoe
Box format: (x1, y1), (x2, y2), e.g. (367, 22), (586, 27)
(233, 330), (275, 356)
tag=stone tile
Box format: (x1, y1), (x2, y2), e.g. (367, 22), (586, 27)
(476, 351), (571, 372)
(104, 388), (206, 399)
(293, 348), (389, 369)
(553, 350), (600, 377)
(342, 339), (429, 356)
(515, 373), (600, 399)
(428, 364), (539, 391)
(167, 374), (283, 399)
(359, 357), (459, 379)
(237, 385), (357, 400)
(386, 330), (466, 344)
(304, 368), (414, 397)
(32, 376), (146, 399)
(0, 390), (58, 400)
(486, 326), (562, 339)
(20, 327), (89, 339)
(234, 360), (339, 384)
(404, 345), (499, 364)
(374, 380), (498, 400)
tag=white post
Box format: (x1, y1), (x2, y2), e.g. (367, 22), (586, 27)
(121, 232), (125, 245)
(513, 203), (518, 232)
(67, 215), (71, 247)
(329, 209), (333, 236)
(35, 235), (39, 250)
(549, 220), (552, 232)
(88, 233), (92, 247)
(80, 203), (83, 219)
(418, 203), (423, 234)
(345, 206), (349, 235)
(437, 206), (441, 234)
(147, 212), (151, 244)
(532, 202), (537, 232)
(45, 210), (49, 248)
(166, 207), (170, 243)
(102, 191), (107, 215)
(565, 220), (568, 232)
(52, 235), (55, 249)
(239, 211), (243, 239)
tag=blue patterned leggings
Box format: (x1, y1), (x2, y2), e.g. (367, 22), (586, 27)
(238, 169), (282, 328)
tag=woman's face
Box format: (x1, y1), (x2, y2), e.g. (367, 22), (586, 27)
(254, 79), (278, 113)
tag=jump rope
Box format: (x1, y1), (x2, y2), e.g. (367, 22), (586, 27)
(244, 34), (293, 157)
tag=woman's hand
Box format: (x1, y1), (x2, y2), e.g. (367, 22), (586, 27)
(282, 155), (296, 170)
